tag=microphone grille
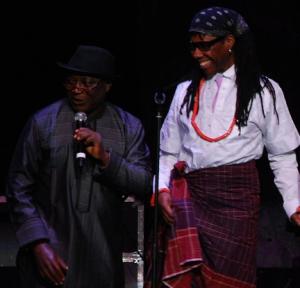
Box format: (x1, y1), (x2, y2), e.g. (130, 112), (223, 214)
(74, 112), (87, 122)
(154, 91), (166, 105)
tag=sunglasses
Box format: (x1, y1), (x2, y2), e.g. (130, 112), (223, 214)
(64, 76), (102, 91)
(189, 36), (226, 52)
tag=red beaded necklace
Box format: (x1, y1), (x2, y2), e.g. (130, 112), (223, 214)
(191, 79), (237, 142)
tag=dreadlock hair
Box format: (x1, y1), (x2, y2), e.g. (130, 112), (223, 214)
(179, 32), (279, 131)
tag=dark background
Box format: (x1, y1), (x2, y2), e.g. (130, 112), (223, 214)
(2, 0), (300, 183)
(1, 0), (300, 287)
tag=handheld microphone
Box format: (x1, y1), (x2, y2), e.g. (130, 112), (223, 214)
(74, 112), (88, 168)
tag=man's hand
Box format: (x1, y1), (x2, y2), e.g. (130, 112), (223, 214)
(74, 127), (110, 167)
(158, 192), (174, 224)
(32, 242), (68, 286)
(291, 208), (300, 227)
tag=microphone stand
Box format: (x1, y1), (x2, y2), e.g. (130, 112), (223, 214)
(152, 91), (166, 288)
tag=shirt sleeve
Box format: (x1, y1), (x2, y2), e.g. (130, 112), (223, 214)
(6, 117), (49, 246)
(159, 83), (186, 190)
(94, 115), (152, 201)
(262, 81), (300, 155)
(268, 151), (300, 218)
(261, 80), (300, 218)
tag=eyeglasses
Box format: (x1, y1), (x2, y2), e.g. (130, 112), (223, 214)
(64, 76), (102, 91)
(189, 36), (226, 52)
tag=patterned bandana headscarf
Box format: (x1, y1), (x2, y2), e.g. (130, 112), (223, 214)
(189, 6), (249, 37)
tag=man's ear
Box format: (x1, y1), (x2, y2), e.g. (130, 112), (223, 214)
(105, 83), (112, 93)
(225, 34), (235, 51)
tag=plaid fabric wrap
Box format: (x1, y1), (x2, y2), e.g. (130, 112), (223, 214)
(185, 160), (260, 288)
(145, 161), (259, 288)
(161, 161), (203, 287)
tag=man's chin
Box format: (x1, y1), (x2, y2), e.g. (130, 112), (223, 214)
(70, 102), (88, 113)
(200, 67), (216, 79)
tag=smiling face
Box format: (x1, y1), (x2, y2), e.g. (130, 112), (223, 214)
(189, 33), (235, 79)
(64, 75), (112, 113)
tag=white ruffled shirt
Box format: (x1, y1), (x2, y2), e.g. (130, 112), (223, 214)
(159, 65), (300, 218)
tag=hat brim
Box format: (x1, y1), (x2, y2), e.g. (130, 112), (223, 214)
(57, 62), (115, 81)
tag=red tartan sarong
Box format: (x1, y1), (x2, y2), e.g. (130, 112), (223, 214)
(145, 160), (260, 288)
(161, 161), (203, 287)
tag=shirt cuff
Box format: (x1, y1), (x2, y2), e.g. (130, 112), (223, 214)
(16, 217), (49, 247)
(283, 199), (300, 219)
(94, 149), (122, 179)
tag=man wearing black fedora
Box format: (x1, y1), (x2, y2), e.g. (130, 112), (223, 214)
(6, 45), (152, 287)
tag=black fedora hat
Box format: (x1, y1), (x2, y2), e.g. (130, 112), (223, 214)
(57, 45), (115, 81)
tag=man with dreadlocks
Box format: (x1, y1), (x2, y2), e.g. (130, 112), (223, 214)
(156, 6), (300, 288)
